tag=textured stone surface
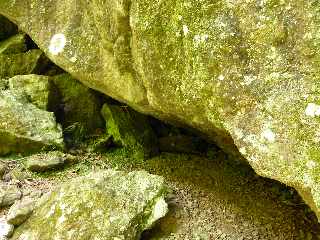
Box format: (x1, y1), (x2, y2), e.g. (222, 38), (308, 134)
(7, 197), (35, 226)
(51, 73), (104, 142)
(2, 1), (320, 218)
(0, 50), (46, 79)
(0, 185), (22, 207)
(11, 170), (168, 240)
(25, 151), (66, 172)
(9, 74), (50, 110)
(0, 34), (26, 55)
(0, 218), (14, 239)
(0, 90), (64, 156)
(101, 104), (158, 158)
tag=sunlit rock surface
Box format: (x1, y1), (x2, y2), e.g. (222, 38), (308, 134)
(0, 90), (63, 155)
(11, 170), (168, 240)
(2, 1), (320, 218)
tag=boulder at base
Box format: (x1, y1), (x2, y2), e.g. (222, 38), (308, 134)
(0, 90), (63, 155)
(3, 1), (320, 219)
(11, 170), (169, 240)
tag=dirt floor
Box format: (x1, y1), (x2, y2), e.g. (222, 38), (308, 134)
(1, 150), (320, 240)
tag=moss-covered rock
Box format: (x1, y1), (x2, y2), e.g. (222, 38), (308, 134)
(11, 170), (169, 240)
(0, 90), (64, 156)
(3, 1), (320, 219)
(25, 151), (68, 172)
(101, 104), (158, 158)
(0, 184), (22, 207)
(0, 33), (26, 55)
(8, 74), (51, 110)
(51, 73), (104, 143)
(0, 49), (47, 79)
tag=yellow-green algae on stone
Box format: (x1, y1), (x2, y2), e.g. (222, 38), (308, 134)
(0, 90), (63, 155)
(9, 74), (51, 110)
(51, 73), (104, 142)
(2, 1), (320, 219)
(11, 170), (169, 240)
(101, 103), (158, 158)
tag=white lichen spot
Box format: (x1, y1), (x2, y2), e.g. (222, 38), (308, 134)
(57, 214), (66, 225)
(193, 34), (209, 46)
(49, 33), (67, 55)
(146, 197), (168, 227)
(234, 128), (244, 139)
(178, 15), (183, 21)
(182, 25), (189, 36)
(70, 56), (77, 63)
(242, 75), (256, 86)
(261, 129), (276, 143)
(306, 161), (317, 170)
(152, 198), (168, 220)
(305, 103), (320, 117)
(303, 173), (314, 187)
(218, 74), (225, 81)
(239, 147), (247, 155)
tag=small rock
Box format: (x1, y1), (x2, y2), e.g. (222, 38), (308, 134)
(26, 151), (67, 172)
(0, 89), (64, 156)
(0, 185), (22, 207)
(0, 219), (14, 238)
(7, 197), (35, 226)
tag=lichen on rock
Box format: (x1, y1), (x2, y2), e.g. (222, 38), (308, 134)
(11, 170), (169, 240)
(0, 90), (64, 156)
(2, 0), (320, 220)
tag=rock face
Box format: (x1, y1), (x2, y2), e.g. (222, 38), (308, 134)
(51, 73), (104, 143)
(0, 185), (22, 207)
(11, 170), (168, 240)
(0, 50), (47, 79)
(0, 34), (26, 55)
(8, 74), (51, 110)
(0, 90), (63, 155)
(7, 197), (35, 226)
(101, 104), (158, 158)
(2, 1), (320, 218)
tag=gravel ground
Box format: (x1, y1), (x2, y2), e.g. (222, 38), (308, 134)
(1, 151), (320, 240)
(139, 153), (320, 240)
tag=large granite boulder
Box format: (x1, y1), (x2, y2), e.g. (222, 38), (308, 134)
(11, 170), (168, 240)
(0, 90), (63, 155)
(2, 1), (320, 218)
